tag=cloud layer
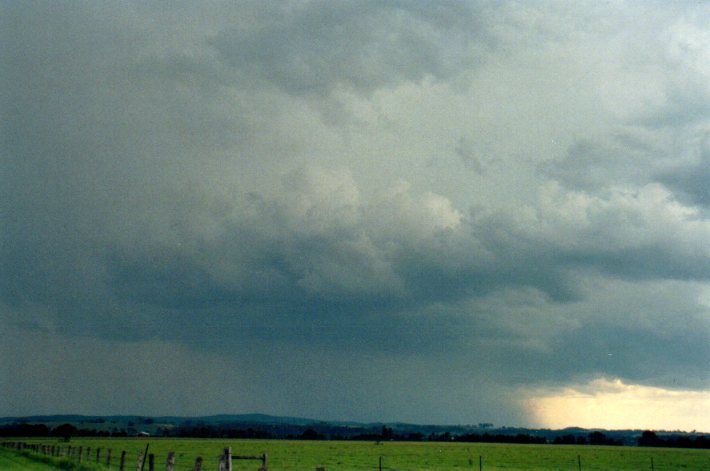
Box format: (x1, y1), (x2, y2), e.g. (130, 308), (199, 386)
(1, 1), (709, 428)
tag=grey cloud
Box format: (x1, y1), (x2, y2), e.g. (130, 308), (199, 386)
(2, 0), (709, 427)
(208, 1), (487, 96)
(538, 126), (702, 194)
(483, 187), (710, 284)
(455, 137), (494, 174)
(541, 128), (673, 191)
(103, 168), (590, 323)
(657, 137), (710, 209)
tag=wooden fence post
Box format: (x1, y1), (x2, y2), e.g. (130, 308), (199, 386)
(139, 444), (150, 471)
(107, 448), (112, 469)
(193, 456), (202, 471)
(165, 451), (175, 471)
(86, 447), (91, 463)
(148, 453), (154, 471)
(224, 448), (232, 471)
(78, 446), (83, 463)
(120, 450), (127, 471)
(96, 447), (101, 464)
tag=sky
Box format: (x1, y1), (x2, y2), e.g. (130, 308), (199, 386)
(1, 1), (709, 432)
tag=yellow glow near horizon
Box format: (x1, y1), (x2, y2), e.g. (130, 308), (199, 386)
(526, 378), (710, 432)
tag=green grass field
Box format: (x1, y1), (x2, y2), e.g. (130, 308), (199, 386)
(6, 438), (710, 471)
(0, 448), (61, 471)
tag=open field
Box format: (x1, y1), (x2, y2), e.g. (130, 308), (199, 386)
(7, 438), (710, 471)
(0, 447), (75, 471)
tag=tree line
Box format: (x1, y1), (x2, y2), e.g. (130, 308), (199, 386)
(1, 422), (708, 449)
(638, 431), (710, 449)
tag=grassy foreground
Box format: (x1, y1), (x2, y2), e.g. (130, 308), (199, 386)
(9, 438), (710, 471)
(0, 447), (88, 471)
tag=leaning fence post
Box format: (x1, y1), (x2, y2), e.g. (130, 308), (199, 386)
(165, 451), (175, 471)
(139, 444), (150, 471)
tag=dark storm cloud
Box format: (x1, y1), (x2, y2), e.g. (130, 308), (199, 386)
(100, 169), (586, 322)
(1, 0), (708, 426)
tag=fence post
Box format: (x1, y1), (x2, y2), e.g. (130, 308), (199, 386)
(120, 450), (127, 471)
(78, 446), (83, 463)
(148, 453), (154, 471)
(86, 447), (91, 463)
(107, 448), (113, 469)
(96, 447), (101, 464)
(578, 455), (582, 471)
(258, 453), (268, 471)
(480, 455), (482, 471)
(226, 447), (232, 471)
(193, 456), (202, 471)
(165, 451), (175, 471)
(139, 444), (150, 471)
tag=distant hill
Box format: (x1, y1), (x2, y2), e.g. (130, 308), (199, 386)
(1, 414), (706, 447)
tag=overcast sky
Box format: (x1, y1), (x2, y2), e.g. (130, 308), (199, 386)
(1, 1), (709, 431)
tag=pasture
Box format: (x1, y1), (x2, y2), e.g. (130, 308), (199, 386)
(6, 438), (710, 471)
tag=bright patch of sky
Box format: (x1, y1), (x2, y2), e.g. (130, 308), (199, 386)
(527, 378), (710, 431)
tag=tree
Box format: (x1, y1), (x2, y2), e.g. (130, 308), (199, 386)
(588, 431), (607, 445)
(299, 428), (324, 440)
(638, 431), (662, 447)
(52, 423), (77, 440)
